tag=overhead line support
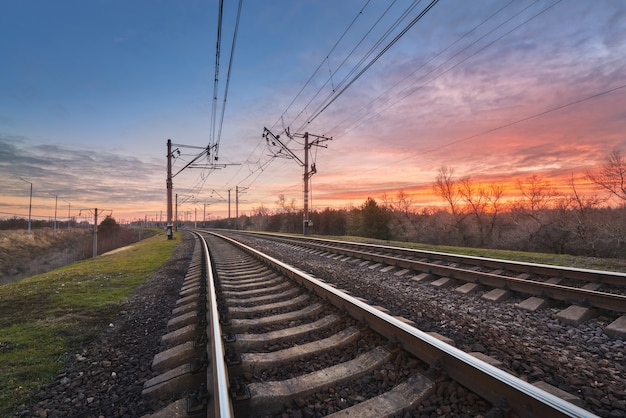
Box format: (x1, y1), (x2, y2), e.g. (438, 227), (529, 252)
(262, 127), (332, 235)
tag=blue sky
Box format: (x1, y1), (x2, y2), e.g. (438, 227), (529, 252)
(1, 0), (625, 223)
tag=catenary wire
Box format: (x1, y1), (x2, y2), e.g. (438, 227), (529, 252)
(210, 0), (225, 152)
(270, 0), (374, 134)
(303, 0), (440, 128)
(327, 0), (519, 135)
(287, 0), (402, 135)
(214, 0), (243, 161)
(333, 0), (558, 137)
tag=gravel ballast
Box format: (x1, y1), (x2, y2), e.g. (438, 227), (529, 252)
(14, 232), (626, 417)
(238, 236), (625, 418)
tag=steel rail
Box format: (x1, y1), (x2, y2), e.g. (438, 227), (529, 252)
(333, 245), (625, 313)
(209, 231), (596, 418)
(195, 231), (234, 418)
(239, 230), (626, 286)
(232, 231), (626, 313)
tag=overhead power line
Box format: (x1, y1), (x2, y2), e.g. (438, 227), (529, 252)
(209, 0), (224, 154)
(209, 0), (242, 163)
(303, 0), (440, 127)
(214, 0), (243, 161)
(270, 0), (374, 134)
(343, 83), (626, 180)
(285, 0), (401, 135)
(336, 0), (562, 136)
(243, 1), (441, 200)
(328, 0), (519, 135)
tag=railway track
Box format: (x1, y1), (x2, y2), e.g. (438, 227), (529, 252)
(227, 231), (626, 321)
(141, 231), (598, 417)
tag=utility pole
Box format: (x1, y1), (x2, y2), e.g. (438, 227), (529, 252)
(166, 139), (174, 239)
(93, 208), (98, 257)
(303, 133), (310, 235)
(165, 139), (236, 237)
(228, 189), (231, 229)
(20, 178), (33, 233)
(235, 186), (248, 230)
(54, 195), (58, 231)
(263, 127), (331, 235)
(203, 203), (209, 227)
(77, 208), (109, 257)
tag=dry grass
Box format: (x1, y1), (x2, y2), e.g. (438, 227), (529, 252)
(0, 227), (156, 285)
(0, 229), (92, 285)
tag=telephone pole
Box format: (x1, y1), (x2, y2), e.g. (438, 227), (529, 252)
(166, 139), (174, 238)
(263, 128), (332, 235)
(235, 186), (248, 230)
(20, 178), (33, 233)
(303, 133), (311, 235)
(76, 208), (110, 258)
(166, 139), (237, 236)
(93, 208), (98, 257)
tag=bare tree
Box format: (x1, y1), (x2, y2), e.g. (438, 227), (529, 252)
(432, 167), (470, 245)
(513, 175), (564, 251)
(433, 167), (461, 216)
(458, 177), (487, 245)
(586, 150), (626, 202)
(382, 190), (419, 241)
(395, 190), (415, 217)
(566, 173), (604, 255)
(276, 194), (297, 213)
(515, 174), (559, 220)
(485, 183), (505, 243)
(458, 178), (505, 246)
(251, 204), (270, 230)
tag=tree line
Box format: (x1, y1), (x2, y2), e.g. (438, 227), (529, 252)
(208, 150), (626, 259)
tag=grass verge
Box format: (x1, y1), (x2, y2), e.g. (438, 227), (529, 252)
(0, 231), (180, 415)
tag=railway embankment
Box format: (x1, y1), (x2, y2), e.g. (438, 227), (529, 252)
(1, 231), (192, 417)
(0, 228), (157, 286)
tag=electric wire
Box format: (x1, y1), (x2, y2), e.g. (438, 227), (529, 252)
(182, 0), (241, 202)
(214, 0), (243, 161)
(270, 0), (373, 134)
(240, 2), (419, 192)
(210, 0), (225, 153)
(218, 0), (618, 215)
(304, 0), (440, 127)
(246, 1), (440, 202)
(333, 0), (558, 137)
(292, 0), (423, 134)
(327, 0), (519, 135)
(287, 0), (401, 135)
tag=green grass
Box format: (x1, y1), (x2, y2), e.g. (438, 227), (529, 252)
(0, 231), (180, 416)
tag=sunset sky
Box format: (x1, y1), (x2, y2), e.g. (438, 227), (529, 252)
(1, 0), (625, 224)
